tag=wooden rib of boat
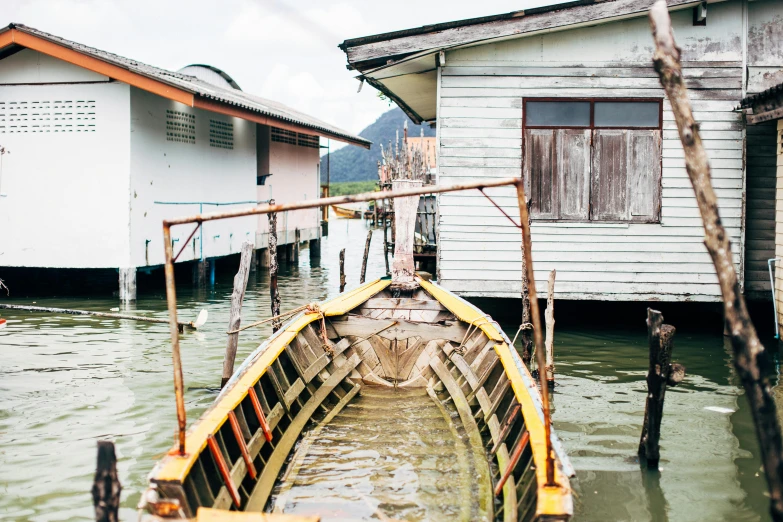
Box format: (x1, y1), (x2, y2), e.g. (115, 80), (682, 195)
(139, 276), (574, 522)
(330, 204), (362, 219)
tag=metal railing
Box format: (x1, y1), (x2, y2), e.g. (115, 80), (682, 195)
(160, 176), (558, 487)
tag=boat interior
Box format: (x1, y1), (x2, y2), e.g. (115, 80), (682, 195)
(141, 277), (573, 521)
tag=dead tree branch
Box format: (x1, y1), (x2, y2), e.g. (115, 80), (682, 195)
(650, 1), (783, 517)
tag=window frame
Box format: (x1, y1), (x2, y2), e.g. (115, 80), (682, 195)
(521, 97), (664, 224)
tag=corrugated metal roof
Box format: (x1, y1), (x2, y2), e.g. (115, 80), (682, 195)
(1, 23), (371, 148)
(741, 82), (783, 108)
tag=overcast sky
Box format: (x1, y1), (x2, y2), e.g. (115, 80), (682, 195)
(4, 0), (567, 148)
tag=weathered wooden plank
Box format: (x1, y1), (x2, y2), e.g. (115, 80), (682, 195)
(245, 354), (361, 511)
(284, 378), (306, 409)
(360, 298), (448, 311)
(441, 65), (741, 79)
(429, 358), (493, 519)
(442, 74), (741, 90)
(302, 338), (351, 383)
(330, 315), (467, 343)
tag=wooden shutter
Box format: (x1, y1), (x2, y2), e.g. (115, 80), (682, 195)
(590, 129), (628, 221)
(523, 129), (557, 219)
(628, 130), (662, 222)
(557, 129), (590, 220)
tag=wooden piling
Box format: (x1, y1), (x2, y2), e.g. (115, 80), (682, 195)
(520, 198), (534, 366)
(293, 228), (300, 264)
(221, 240), (254, 388)
(382, 213), (391, 276)
(92, 441), (121, 522)
(544, 269), (556, 388)
(360, 229), (372, 284)
(268, 202), (281, 332)
(639, 308), (684, 468)
(650, 3), (783, 515)
(339, 248), (346, 293)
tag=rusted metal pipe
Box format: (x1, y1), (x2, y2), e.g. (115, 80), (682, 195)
(162, 178), (520, 227)
(515, 181), (557, 487)
(163, 224), (187, 456)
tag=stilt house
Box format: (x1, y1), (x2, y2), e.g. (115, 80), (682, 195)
(0, 24), (370, 299)
(340, 0), (783, 302)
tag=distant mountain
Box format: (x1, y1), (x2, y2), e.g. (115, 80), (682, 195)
(320, 107), (436, 183)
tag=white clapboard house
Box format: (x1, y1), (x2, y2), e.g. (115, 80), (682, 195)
(340, 0), (783, 302)
(0, 24), (369, 299)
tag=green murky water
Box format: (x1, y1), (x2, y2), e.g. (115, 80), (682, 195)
(0, 216), (777, 521)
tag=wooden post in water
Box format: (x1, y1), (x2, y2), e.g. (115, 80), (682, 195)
(383, 211), (391, 276)
(639, 308), (684, 468)
(520, 198), (534, 366)
(339, 248), (346, 293)
(268, 201), (281, 332)
(92, 441), (121, 522)
(221, 240), (254, 388)
(292, 228), (300, 264)
(544, 269), (556, 388)
(360, 229), (372, 284)
(650, 2), (783, 515)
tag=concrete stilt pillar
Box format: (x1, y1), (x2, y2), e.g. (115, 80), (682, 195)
(309, 238), (321, 259)
(292, 229), (300, 264)
(286, 244), (295, 265)
(250, 249), (258, 273)
(119, 267), (137, 302)
(260, 247), (271, 268)
(209, 259), (216, 285)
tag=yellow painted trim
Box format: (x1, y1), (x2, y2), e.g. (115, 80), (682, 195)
(419, 277), (572, 517)
(152, 279), (389, 483)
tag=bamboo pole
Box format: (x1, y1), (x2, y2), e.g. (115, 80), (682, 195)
(545, 269), (556, 388)
(221, 241), (254, 388)
(268, 202), (281, 333)
(92, 441), (121, 522)
(649, 1), (783, 517)
(339, 248), (346, 293)
(360, 229), (372, 284)
(0, 303), (202, 332)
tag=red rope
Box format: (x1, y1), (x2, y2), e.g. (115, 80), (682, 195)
(479, 188), (521, 229)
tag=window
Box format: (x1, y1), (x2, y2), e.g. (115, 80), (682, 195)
(523, 99), (662, 222)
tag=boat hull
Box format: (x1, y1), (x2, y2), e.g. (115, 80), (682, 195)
(140, 277), (573, 521)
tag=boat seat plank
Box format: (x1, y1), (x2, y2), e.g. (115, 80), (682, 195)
(364, 298), (440, 310)
(330, 315), (466, 343)
(245, 354), (362, 512)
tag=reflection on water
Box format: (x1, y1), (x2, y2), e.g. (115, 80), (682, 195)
(0, 215), (777, 521)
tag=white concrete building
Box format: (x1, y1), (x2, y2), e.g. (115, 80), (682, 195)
(0, 24), (369, 299)
(341, 0), (783, 302)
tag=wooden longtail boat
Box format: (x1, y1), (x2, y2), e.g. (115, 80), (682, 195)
(143, 177), (573, 521)
(330, 204), (363, 219)
(139, 277), (574, 521)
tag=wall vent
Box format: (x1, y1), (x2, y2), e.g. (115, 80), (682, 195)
(166, 109), (195, 144)
(271, 127), (297, 145)
(0, 100), (97, 133)
(298, 133), (320, 149)
(209, 119), (233, 149)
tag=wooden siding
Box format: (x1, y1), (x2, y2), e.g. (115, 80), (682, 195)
(775, 121), (783, 331)
(435, 3), (745, 301)
(744, 121), (777, 298)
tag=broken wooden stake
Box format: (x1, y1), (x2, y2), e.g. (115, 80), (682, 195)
(545, 269), (556, 388)
(650, 1), (783, 516)
(92, 441), (121, 522)
(639, 308), (684, 469)
(339, 248), (346, 293)
(360, 229), (372, 284)
(268, 201), (281, 332)
(221, 240), (254, 388)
